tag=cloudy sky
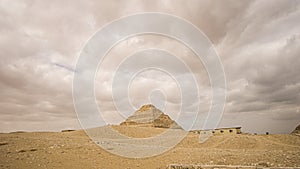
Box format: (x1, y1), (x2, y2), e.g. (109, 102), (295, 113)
(0, 0), (299, 134)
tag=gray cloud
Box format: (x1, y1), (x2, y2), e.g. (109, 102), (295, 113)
(0, 0), (299, 133)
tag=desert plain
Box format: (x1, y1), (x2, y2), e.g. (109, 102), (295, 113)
(1, 125), (300, 169)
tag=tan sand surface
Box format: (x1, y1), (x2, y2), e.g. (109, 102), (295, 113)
(1, 126), (300, 169)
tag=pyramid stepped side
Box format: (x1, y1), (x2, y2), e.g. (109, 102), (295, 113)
(126, 108), (162, 123)
(153, 114), (174, 128)
(154, 114), (182, 129)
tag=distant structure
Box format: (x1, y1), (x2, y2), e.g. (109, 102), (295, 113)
(291, 123), (300, 136)
(190, 127), (242, 135)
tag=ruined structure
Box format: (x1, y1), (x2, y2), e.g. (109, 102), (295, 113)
(191, 127), (242, 135)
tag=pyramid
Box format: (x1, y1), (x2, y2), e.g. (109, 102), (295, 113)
(120, 104), (182, 129)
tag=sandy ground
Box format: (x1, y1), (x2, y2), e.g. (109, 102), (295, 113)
(1, 126), (300, 169)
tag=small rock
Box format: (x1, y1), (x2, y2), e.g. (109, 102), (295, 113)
(30, 148), (38, 152)
(257, 161), (269, 167)
(17, 149), (26, 153)
(0, 142), (8, 146)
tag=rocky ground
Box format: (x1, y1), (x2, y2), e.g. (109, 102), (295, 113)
(1, 126), (300, 169)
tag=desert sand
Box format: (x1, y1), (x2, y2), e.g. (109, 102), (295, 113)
(1, 126), (300, 169)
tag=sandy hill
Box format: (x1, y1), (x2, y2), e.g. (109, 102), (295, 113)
(120, 104), (182, 129)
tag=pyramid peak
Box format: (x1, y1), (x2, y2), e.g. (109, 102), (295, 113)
(137, 104), (156, 112)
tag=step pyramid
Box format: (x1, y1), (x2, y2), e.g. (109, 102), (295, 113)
(120, 104), (182, 129)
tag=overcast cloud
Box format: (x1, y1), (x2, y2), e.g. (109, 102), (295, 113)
(0, 0), (299, 133)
